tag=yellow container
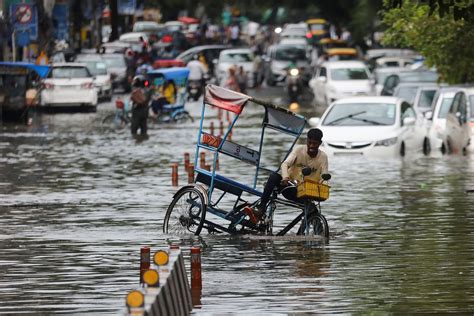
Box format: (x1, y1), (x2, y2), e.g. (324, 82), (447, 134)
(296, 180), (330, 201)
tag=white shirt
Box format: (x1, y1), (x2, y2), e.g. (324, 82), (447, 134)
(281, 145), (328, 183)
(187, 60), (207, 81)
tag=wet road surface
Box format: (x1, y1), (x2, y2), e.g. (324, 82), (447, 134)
(1, 86), (474, 314)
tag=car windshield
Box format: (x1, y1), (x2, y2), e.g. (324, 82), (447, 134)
(51, 67), (90, 78)
(310, 24), (326, 31)
(330, 68), (368, 80)
(418, 89), (437, 108)
(220, 52), (253, 63)
(323, 103), (396, 126)
(275, 47), (306, 61)
(103, 56), (126, 68)
(395, 86), (418, 103)
(402, 71), (438, 82)
(437, 97), (453, 118)
(84, 62), (108, 75)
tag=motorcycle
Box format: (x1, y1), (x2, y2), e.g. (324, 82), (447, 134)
(187, 79), (203, 101)
(286, 67), (302, 103)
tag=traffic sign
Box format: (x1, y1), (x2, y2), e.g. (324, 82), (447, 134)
(15, 5), (33, 24)
(10, 3), (38, 41)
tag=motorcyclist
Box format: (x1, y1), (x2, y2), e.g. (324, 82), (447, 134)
(130, 75), (151, 137)
(187, 55), (207, 100)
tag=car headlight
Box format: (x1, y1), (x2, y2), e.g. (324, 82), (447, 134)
(374, 137), (398, 146)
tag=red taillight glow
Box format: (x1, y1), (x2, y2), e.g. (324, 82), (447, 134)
(144, 80), (149, 87)
(81, 82), (94, 89)
(43, 82), (54, 89)
(306, 32), (313, 39)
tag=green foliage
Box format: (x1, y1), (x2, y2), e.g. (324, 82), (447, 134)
(381, 0), (474, 83)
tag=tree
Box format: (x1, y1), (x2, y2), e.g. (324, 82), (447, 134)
(381, 0), (474, 83)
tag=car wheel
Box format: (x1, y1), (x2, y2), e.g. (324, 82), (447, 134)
(423, 138), (431, 156)
(266, 73), (275, 87)
(446, 139), (453, 154)
(441, 142), (446, 155)
(400, 142), (405, 157)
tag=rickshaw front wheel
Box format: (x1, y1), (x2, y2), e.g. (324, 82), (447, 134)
(163, 187), (206, 236)
(297, 212), (329, 239)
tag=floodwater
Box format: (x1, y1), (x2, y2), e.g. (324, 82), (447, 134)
(1, 89), (474, 314)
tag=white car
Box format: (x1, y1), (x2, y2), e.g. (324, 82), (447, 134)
(119, 32), (149, 43)
(40, 63), (98, 110)
(309, 61), (375, 106)
(215, 48), (254, 87)
(310, 96), (426, 157)
(424, 87), (462, 154)
(443, 87), (473, 155)
(75, 55), (113, 101)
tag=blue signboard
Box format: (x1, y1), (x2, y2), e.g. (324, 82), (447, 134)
(118, 0), (136, 15)
(9, 3), (38, 42)
(52, 3), (70, 41)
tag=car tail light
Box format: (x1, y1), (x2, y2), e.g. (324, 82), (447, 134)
(144, 80), (149, 87)
(116, 99), (125, 109)
(162, 35), (173, 43)
(43, 82), (54, 89)
(81, 82), (94, 89)
(306, 32), (313, 39)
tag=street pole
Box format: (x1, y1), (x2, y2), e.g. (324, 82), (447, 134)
(12, 29), (15, 61)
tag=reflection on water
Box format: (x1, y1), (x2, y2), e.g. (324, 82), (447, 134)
(1, 98), (474, 314)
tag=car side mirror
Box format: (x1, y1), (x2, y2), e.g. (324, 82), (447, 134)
(403, 117), (416, 126)
(318, 76), (327, 82)
(424, 110), (433, 120)
(212, 59), (218, 65)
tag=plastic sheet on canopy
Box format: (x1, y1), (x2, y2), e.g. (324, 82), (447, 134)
(0, 62), (51, 78)
(204, 84), (251, 115)
(265, 106), (306, 135)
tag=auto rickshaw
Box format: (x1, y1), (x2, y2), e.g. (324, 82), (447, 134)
(306, 18), (330, 45)
(326, 48), (359, 61)
(0, 62), (50, 122)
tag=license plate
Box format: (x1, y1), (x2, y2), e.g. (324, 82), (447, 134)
(334, 152), (363, 156)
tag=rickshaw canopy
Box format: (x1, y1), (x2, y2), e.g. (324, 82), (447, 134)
(0, 62), (51, 78)
(147, 67), (190, 87)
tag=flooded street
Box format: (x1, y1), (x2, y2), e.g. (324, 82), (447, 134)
(1, 87), (474, 314)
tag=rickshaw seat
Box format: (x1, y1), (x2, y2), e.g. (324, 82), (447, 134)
(196, 170), (263, 197)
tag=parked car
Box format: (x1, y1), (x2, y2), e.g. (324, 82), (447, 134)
(393, 82), (441, 111)
(424, 87), (463, 154)
(309, 96), (426, 157)
(132, 21), (164, 35)
(443, 87), (473, 155)
(215, 48), (254, 86)
(309, 60), (375, 106)
(381, 70), (438, 96)
(375, 56), (414, 68)
(264, 44), (310, 86)
(40, 63), (98, 111)
(101, 53), (131, 92)
(75, 54), (113, 101)
(373, 67), (408, 95)
(119, 32), (149, 43)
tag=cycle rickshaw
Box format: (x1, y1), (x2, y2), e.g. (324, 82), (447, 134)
(147, 67), (193, 123)
(163, 85), (330, 238)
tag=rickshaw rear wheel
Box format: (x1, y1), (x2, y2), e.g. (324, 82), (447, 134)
(163, 187), (206, 235)
(173, 111), (194, 123)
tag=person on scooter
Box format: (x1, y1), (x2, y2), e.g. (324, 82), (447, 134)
(187, 55), (207, 100)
